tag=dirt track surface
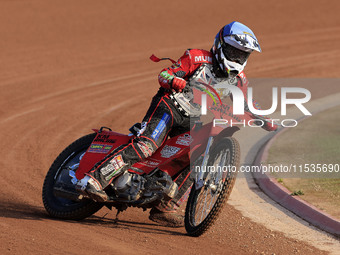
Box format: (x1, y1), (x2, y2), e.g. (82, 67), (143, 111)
(1, 1), (340, 254)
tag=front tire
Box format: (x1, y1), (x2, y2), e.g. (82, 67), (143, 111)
(185, 137), (240, 236)
(42, 133), (103, 220)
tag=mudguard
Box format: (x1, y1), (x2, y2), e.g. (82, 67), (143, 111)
(75, 129), (130, 179)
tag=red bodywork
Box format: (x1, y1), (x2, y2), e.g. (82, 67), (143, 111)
(75, 123), (230, 180)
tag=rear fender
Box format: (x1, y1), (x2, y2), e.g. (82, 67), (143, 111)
(75, 129), (130, 179)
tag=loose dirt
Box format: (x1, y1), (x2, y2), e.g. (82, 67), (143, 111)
(1, 1), (340, 254)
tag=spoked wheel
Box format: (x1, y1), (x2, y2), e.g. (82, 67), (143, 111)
(42, 133), (103, 220)
(185, 137), (240, 236)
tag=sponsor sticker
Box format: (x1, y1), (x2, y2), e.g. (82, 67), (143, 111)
(137, 141), (154, 158)
(100, 164), (115, 176)
(94, 134), (116, 143)
(151, 113), (171, 141)
(88, 178), (101, 191)
(176, 134), (193, 146)
(193, 55), (212, 64)
(100, 155), (127, 180)
(140, 160), (160, 167)
(160, 145), (181, 158)
(88, 144), (113, 154)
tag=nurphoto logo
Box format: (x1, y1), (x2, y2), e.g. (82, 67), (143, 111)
(200, 84), (312, 128)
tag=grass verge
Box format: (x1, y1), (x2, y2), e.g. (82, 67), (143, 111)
(266, 105), (340, 219)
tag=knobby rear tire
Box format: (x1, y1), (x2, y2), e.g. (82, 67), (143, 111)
(42, 133), (103, 220)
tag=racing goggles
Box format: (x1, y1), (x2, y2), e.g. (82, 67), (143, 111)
(222, 43), (250, 65)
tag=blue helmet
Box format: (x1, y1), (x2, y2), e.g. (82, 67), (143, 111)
(211, 21), (261, 77)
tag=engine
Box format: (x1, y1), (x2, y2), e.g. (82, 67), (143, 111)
(111, 170), (178, 205)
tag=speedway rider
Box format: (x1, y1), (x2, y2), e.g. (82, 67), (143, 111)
(76, 21), (278, 227)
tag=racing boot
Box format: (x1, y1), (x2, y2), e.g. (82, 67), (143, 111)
(76, 175), (109, 202)
(149, 201), (184, 228)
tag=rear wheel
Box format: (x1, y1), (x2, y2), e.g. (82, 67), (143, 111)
(185, 137), (240, 236)
(42, 133), (103, 220)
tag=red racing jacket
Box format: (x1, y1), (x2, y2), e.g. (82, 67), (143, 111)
(152, 49), (277, 131)
(157, 49), (249, 98)
(158, 49), (242, 90)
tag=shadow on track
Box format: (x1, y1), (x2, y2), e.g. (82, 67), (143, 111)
(0, 200), (46, 220)
(0, 199), (185, 236)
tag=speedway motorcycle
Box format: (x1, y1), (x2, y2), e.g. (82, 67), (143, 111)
(42, 66), (264, 236)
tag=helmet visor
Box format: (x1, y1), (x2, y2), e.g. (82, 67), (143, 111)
(222, 44), (250, 65)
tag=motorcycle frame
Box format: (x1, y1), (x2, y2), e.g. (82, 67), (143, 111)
(75, 122), (239, 184)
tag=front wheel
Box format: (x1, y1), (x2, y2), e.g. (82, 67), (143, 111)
(42, 133), (103, 220)
(185, 137), (240, 236)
